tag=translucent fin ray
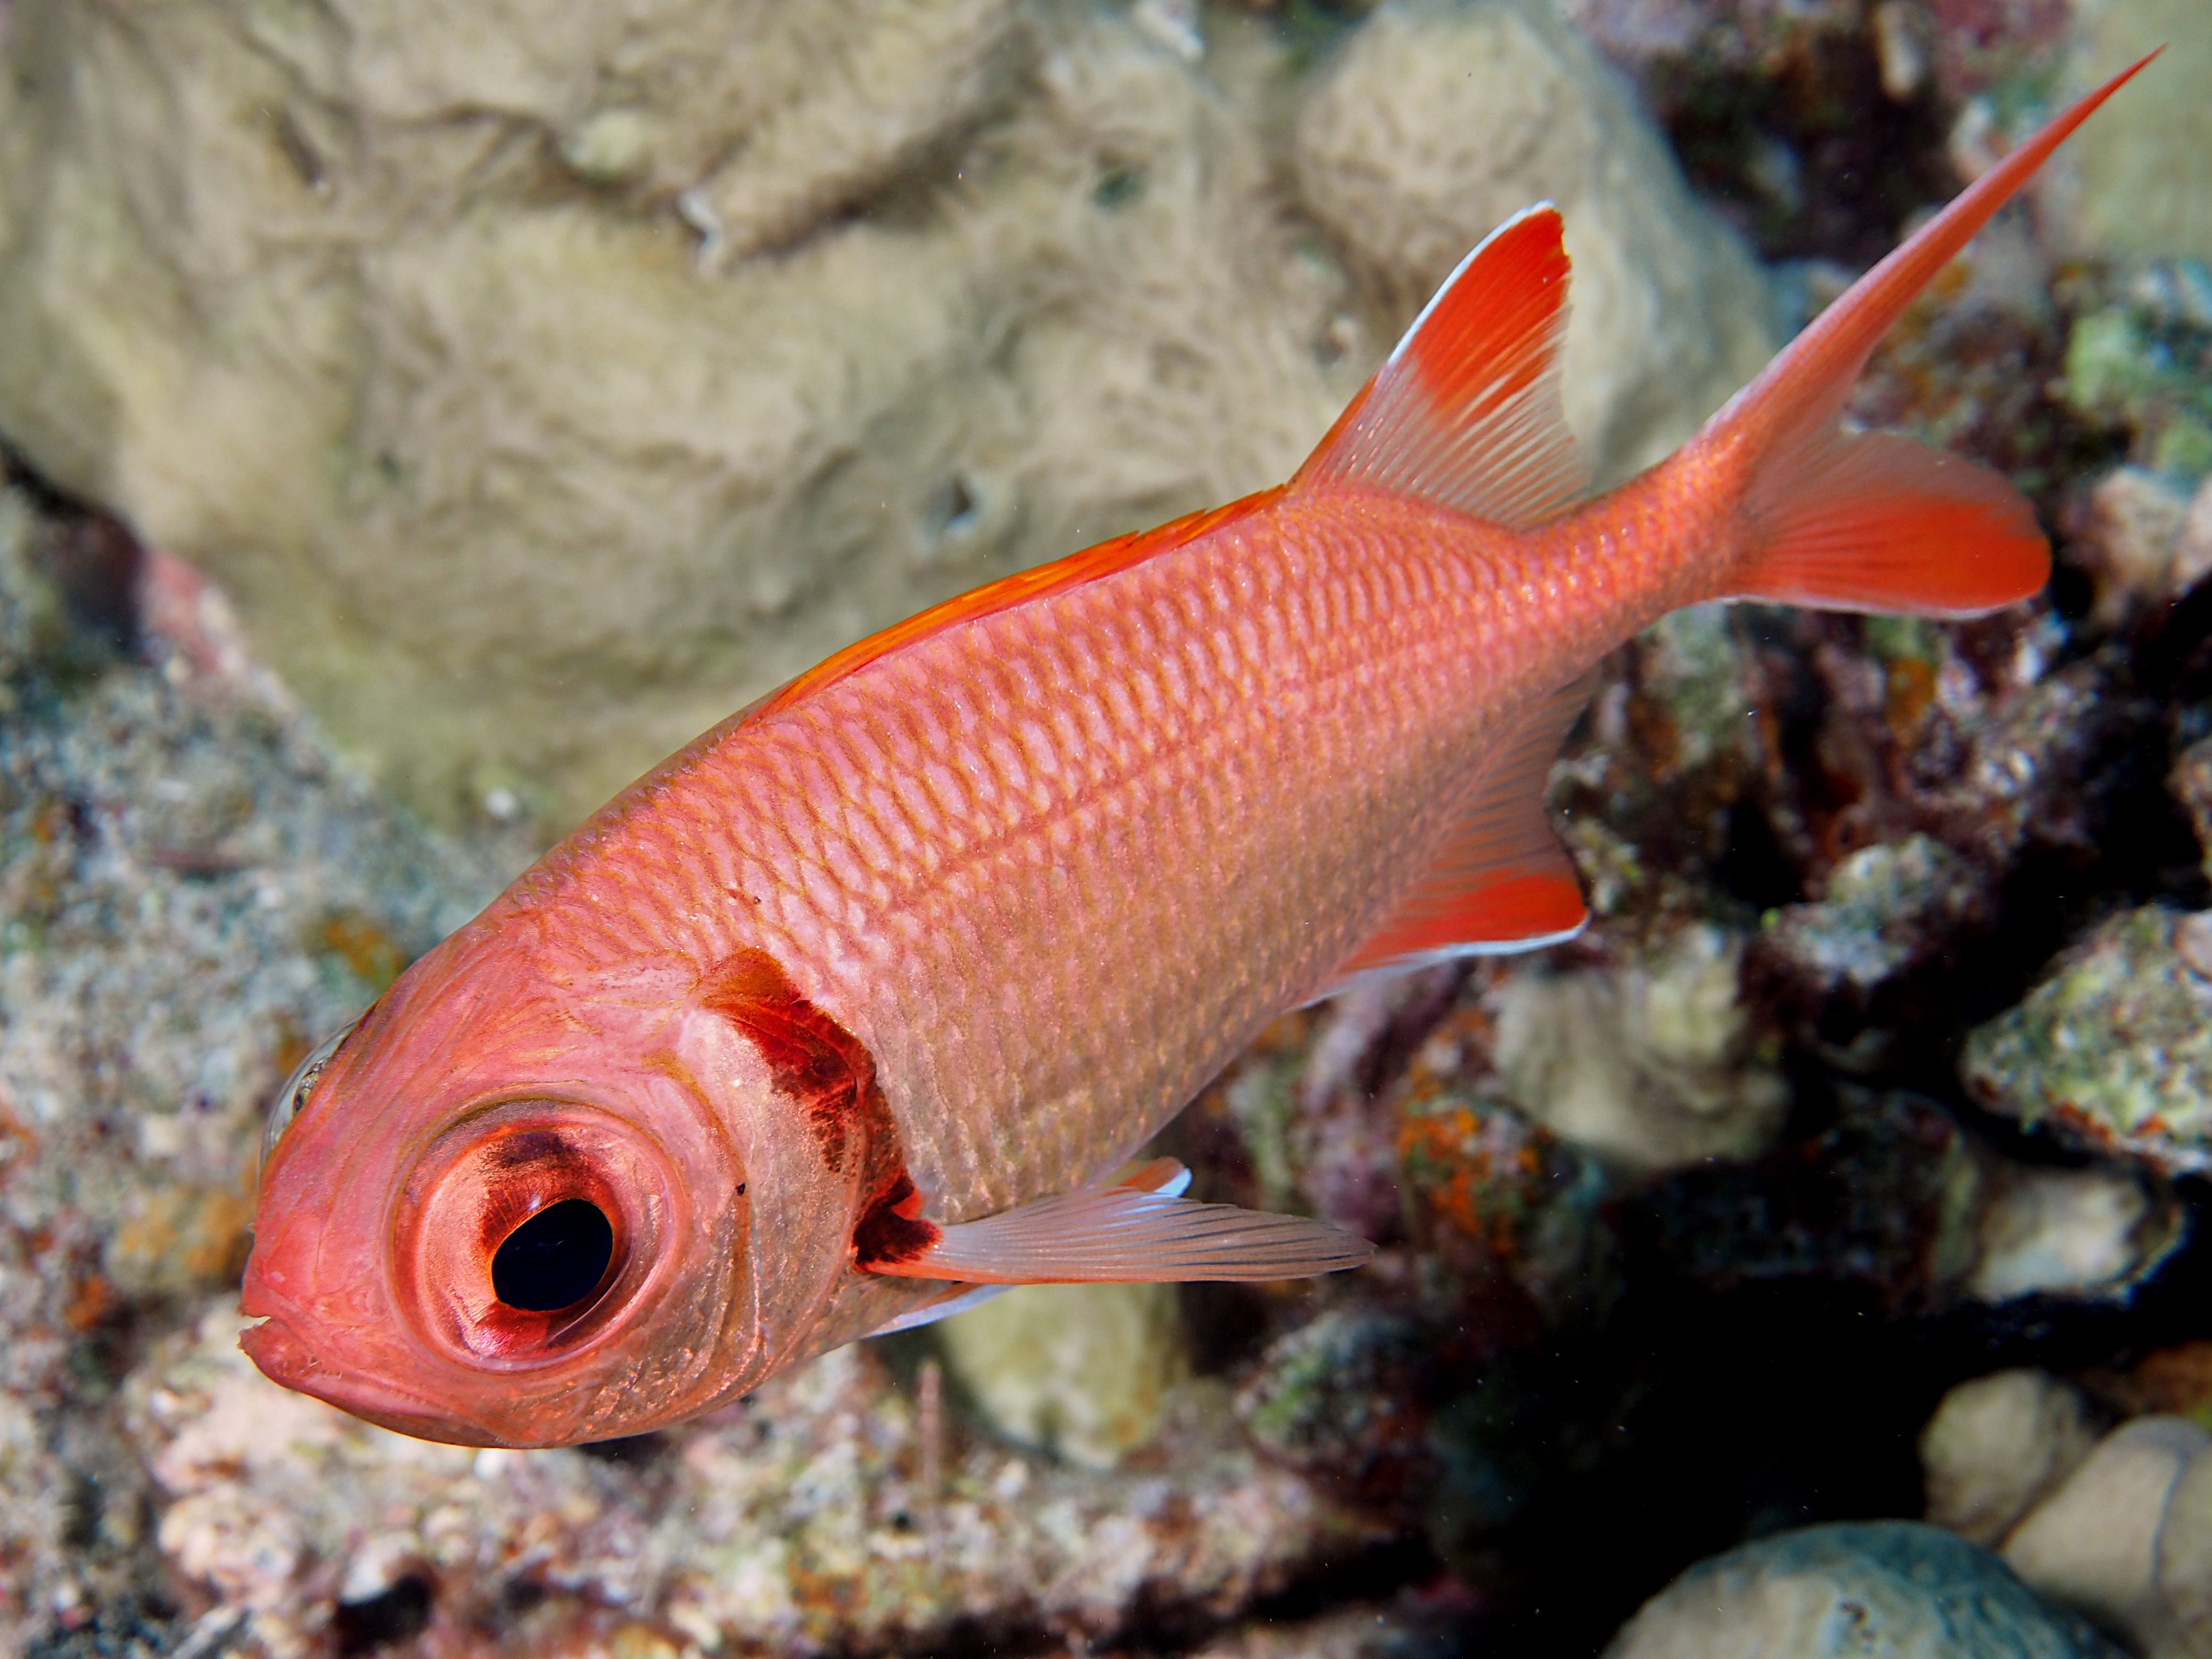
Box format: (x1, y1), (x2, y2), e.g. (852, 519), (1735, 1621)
(1732, 432), (2048, 617)
(863, 1155), (1371, 1285)
(867, 1283), (1012, 1337)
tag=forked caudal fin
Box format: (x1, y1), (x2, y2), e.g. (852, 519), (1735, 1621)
(1712, 53), (2160, 618)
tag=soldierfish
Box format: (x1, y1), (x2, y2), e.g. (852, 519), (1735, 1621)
(242, 60), (2152, 1448)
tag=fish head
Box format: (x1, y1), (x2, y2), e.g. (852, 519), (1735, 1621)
(240, 930), (778, 1448)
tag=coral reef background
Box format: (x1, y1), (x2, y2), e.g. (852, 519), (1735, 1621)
(0, 1), (2210, 1657)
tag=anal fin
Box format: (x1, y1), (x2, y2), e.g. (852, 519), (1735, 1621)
(1312, 671), (1593, 1000)
(862, 1157), (1371, 1285)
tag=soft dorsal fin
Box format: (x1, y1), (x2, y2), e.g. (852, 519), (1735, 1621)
(1311, 670), (1594, 1000)
(1296, 203), (1588, 529)
(862, 1156), (1371, 1285)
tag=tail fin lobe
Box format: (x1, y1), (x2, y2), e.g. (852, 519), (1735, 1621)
(1714, 52), (2156, 616)
(1733, 432), (2050, 617)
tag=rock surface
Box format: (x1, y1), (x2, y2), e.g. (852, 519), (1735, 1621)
(1604, 1521), (2126, 1659)
(2003, 1416), (2212, 1659)
(1486, 923), (1789, 1177)
(1961, 906), (2212, 1177)
(0, 0), (1771, 831)
(1292, 0), (1775, 485)
(127, 1302), (1387, 1659)
(1920, 1370), (2102, 1547)
(0, 479), (507, 1650)
(2046, 0), (2212, 264)
(934, 1280), (1191, 1471)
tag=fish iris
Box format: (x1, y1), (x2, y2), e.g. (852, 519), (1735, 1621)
(491, 1200), (615, 1312)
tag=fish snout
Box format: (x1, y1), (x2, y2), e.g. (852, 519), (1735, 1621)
(236, 1308), (506, 1444)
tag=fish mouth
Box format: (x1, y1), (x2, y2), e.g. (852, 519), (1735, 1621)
(237, 1308), (500, 1447)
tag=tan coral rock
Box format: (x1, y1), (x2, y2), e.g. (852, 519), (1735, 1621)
(0, 1), (1355, 828)
(0, 0), (1773, 832)
(1489, 924), (1788, 1176)
(682, 0), (1036, 263)
(2071, 465), (2199, 627)
(2159, 1448), (2212, 1658)
(1969, 1163), (2184, 1304)
(1293, 0), (1777, 485)
(2004, 1415), (2212, 1658)
(1920, 1369), (2102, 1547)
(934, 1281), (1193, 1470)
(2045, 0), (2212, 264)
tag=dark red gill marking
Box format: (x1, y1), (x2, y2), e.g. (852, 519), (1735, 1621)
(696, 949), (941, 1270)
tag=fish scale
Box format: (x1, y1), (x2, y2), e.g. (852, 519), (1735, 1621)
(574, 496), (1608, 1220)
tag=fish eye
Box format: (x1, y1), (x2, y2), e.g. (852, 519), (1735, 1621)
(392, 1102), (689, 1369)
(490, 1198), (615, 1313)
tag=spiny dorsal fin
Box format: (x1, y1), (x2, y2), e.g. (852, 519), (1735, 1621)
(1296, 203), (1587, 529)
(862, 1157), (1370, 1284)
(743, 492), (1279, 724)
(1311, 670), (1595, 1000)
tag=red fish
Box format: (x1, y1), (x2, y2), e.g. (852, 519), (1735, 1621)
(242, 60), (2151, 1448)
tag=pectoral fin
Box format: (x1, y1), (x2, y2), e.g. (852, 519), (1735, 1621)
(862, 1157), (1371, 1285)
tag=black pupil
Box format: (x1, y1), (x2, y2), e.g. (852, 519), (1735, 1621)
(491, 1200), (614, 1313)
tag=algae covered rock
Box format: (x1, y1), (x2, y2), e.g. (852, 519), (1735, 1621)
(0, 482), (508, 1644)
(1961, 906), (2212, 1176)
(1752, 833), (1995, 1058)
(1604, 1521), (2127, 1658)
(128, 1300), (1385, 1657)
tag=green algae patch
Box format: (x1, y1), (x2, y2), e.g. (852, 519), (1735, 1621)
(1961, 906), (2212, 1176)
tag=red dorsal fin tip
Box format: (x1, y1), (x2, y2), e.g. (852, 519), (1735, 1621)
(1298, 203), (1588, 529)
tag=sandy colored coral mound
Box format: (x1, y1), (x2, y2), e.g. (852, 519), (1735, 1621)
(0, 0), (1769, 830)
(1294, 0), (1776, 485)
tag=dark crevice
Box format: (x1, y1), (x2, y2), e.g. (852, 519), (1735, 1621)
(333, 1574), (433, 1656)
